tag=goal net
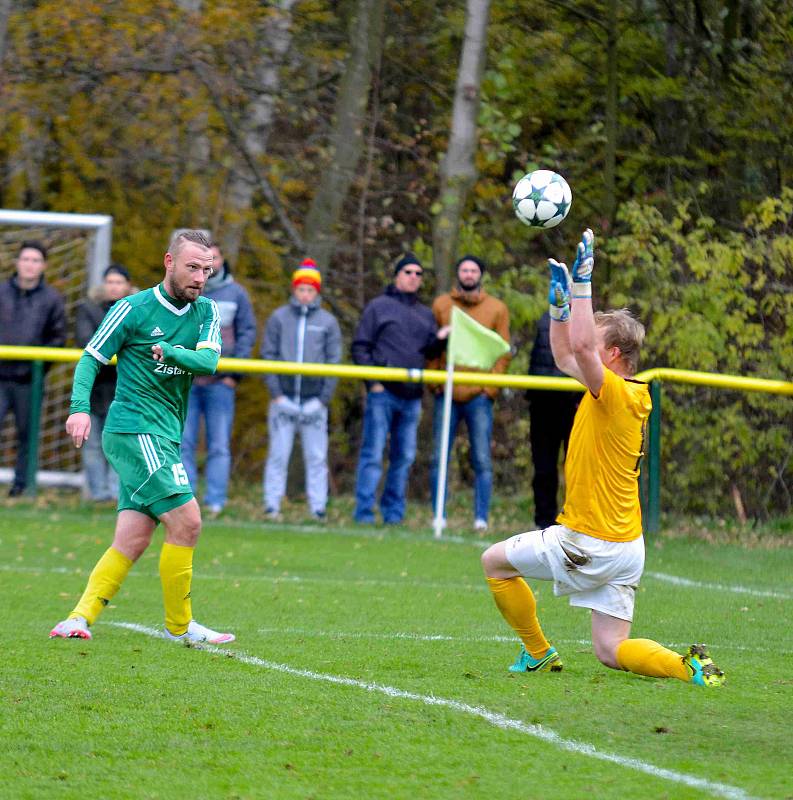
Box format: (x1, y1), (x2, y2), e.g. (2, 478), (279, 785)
(0, 210), (112, 490)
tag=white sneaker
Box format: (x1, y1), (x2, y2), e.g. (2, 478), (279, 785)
(164, 619), (235, 645)
(49, 616), (92, 640)
(474, 518), (489, 532)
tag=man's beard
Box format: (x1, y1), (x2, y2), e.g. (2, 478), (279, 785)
(172, 283), (201, 303)
(458, 279), (481, 292)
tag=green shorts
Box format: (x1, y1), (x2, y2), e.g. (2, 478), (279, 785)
(102, 431), (193, 521)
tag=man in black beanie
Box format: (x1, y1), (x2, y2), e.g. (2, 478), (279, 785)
(351, 252), (449, 524)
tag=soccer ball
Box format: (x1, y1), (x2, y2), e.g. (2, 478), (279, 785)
(512, 170), (572, 229)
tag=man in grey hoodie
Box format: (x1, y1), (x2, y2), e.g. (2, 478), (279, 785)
(181, 242), (257, 516)
(261, 258), (342, 520)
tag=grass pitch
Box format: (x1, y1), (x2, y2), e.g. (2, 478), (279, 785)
(2, 504), (792, 800)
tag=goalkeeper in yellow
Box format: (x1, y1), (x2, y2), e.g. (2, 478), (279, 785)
(482, 229), (724, 687)
(50, 230), (234, 645)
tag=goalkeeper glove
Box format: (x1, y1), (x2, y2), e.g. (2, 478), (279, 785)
(547, 258), (571, 322)
(570, 228), (594, 299)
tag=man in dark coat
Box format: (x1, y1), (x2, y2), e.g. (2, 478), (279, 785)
(75, 265), (134, 501)
(0, 241), (66, 495)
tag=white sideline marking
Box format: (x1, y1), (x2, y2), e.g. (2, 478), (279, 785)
(255, 627), (793, 657)
(109, 621), (756, 800)
(6, 561), (792, 599)
(258, 626), (523, 643)
(0, 563), (485, 593)
(646, 571), (792, 600)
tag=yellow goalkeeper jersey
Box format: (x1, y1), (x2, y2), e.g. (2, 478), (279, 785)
(558, 367), (652, 542)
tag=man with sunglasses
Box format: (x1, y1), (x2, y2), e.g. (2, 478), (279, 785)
(351, 253), (449, 525)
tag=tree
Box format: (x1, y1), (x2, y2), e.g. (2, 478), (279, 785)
(303, 0), (385, 279)
(431, 0), (490, 292)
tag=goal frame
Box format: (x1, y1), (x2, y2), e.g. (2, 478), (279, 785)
(0, 209), (113, 288)
(0, 209), (113, 491)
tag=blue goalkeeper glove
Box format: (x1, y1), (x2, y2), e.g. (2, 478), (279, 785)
(547, 259), (571, 322)
(570, 228), (594, 298)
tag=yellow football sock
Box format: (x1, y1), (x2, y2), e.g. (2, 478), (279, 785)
(70, 546), (133, 626)
(486, 576), (551, 658)
(160, 542), (194, 636)
(616, 638), (689, 681)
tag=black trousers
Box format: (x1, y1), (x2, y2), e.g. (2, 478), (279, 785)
(527, 389), (579, 529)
(0, 380), (33, 492)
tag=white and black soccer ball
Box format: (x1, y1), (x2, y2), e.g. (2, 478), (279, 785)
(512, 170), (572, 229)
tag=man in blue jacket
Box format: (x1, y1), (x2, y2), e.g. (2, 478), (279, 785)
(181, 241), (257, 517)
(351, 253), (448, 524)
(261, 258), (342, 520)
(0, 241), (66, 496)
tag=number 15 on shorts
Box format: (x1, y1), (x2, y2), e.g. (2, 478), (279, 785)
(171, 463), (190, 486)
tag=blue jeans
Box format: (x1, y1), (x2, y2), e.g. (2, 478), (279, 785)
(181, 383), (235, 509)
(430, 393), (493, 522)
(354, 390), (421, 524)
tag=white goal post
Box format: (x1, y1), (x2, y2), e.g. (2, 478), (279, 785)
(0, 209), (113, 490)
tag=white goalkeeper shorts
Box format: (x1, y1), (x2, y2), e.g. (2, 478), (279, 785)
(504, 524), (645, 622)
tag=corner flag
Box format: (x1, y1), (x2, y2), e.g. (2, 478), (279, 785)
(447, 306), (510, 369)
(433, 306), (510, 539)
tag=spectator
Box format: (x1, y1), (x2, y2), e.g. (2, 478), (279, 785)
(428, 255), (510, 532)
(0, 241), (66, 496)
(181, 242), (257, 517)
(351, 253), (449, 525)
(261, 258), (341, 520)
(74, 265), (135, 501)
(526, 311), (579, 529)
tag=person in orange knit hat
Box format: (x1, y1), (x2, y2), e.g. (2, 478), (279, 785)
(427, 255), (510, 532)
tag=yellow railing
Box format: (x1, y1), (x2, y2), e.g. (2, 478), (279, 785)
(3, 346), (791, 394)
(1, 346), (790, 532)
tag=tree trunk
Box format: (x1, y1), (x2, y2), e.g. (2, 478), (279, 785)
(431, 0), (490, 293)
(0, 0), (12, 77)
(303, 0), (385, 278)
(221, 0), (299, 263)
(603, 0), (618, 233)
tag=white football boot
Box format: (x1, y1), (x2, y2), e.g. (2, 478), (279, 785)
(164, 619), (235, 645)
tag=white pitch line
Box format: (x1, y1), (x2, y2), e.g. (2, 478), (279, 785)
(5, 561), (790, 601)
(255, 627), (793, 656)
(258, 626), (524, 643)
(646, 571), (792, 600)
(0, 562), (486, 593)
(109, 621), (757, 800)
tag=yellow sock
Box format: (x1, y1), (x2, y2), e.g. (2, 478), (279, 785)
(616, 638), (689, 681)
(70, 547), (133, 626)
(486, 576), (551, 658)
(160, 542), (194, 636)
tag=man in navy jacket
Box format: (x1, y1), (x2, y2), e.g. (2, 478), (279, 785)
(351, 253), (448, 524)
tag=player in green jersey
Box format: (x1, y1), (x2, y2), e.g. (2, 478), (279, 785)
(50, 230), (235, 645)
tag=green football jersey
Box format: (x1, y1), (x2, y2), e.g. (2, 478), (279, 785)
(83, 284), (221, 442)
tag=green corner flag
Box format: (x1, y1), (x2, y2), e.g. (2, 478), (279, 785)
(447, 306), (510, 370)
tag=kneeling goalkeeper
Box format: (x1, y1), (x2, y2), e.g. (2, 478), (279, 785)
(482, 229), (724, 687)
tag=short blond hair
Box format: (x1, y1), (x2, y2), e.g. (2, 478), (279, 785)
(594, 309), (645, 376)
(167, 229), (211, 256)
